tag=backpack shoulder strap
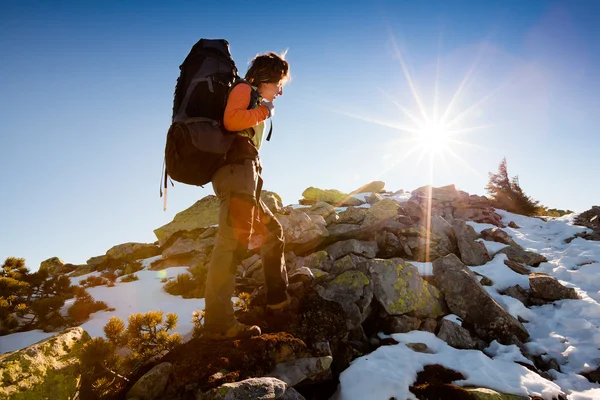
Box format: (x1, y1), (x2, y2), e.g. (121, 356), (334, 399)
(230, 78), (260, 110)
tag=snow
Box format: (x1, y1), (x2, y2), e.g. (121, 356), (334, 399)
(477, 238), (510, 256)
(4, 206), (600, 399)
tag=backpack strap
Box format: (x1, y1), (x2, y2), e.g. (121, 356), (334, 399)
(229, 78), (274, 140)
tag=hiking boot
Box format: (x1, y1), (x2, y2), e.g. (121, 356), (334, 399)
(203, 321), (261, 340)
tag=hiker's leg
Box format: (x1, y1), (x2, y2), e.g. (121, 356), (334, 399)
(256, 199), (289, 305)
(204, 162), (256, 332)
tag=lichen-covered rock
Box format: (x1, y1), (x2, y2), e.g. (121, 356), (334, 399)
(39, 257), (65, 276)
(316, 270), (372, 330)
(127, 362), (172, 400)
(306, 201), (337, 220)
(466, 387), (529, 399)
(154, 195), (220, 245)
(529, 273), (579, 301)
(350, 180), (385, 194)
(481, 227), (517, 246)
(106, 242), (161, 263)
(382, 315), (421, 334)
(268, 356), (333, 387)
(287, 251), (331, 273)
(261, 190), (284, 214)
(433, 254), (529, 344)
(362, 198), (400, 227)
(300, 187), (363, 207)
(0, 327), (90, 399)
(366, 258), (445, 318)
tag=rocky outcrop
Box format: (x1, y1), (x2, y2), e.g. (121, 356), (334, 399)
(0, 328), (90, 399)
(299, 187), (363, 207)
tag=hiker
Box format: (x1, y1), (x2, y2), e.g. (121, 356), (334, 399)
(203, 52), (292, 340)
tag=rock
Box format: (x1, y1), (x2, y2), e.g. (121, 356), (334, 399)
(581, 365), (600, 383)
(39, 257), (65, 275)
(400, 200), (426, 221)
(465, 387), (529, 399)
(86, 255), (107, 270)
(406, 343), (434, 353)
(106, 242), (161, 263)
(437, 319), (483, 350)
(421, 318), (438, 333)
(202, 377), (290, 400)
(324, 239), (378, 261)
(503, 285), (529, 304)
(366, 258), (445, 318)
(376, 231), (403, 258)
(383, 315), (421, 334)
(154, 195), (220, 245)
(278, 210), (329, 255)
(481, 228), (517, 246)
(326, 254), (368, 276)
(433, 254), (529, 344)
(529, 273), (579, 301)
(412, 184), (462, 203)
(149, 252), (208, 271)
(350, 181), (385, 194)
(307, 201), (337, 220)
(0, 327), (90, 399)
(162, 236), (214, 258)
(327, 223), (362, 236)
(127, 362), (172, 400)
(268, 356), (333, 386)
(503, 259), (531, 275)
(497, 246), (547, 267)
(365, 193), (383, 205)
(453, 220), (490, 266)
(288, 267), (314, 284)
(316, 270), (373, 330)
(261, 190), (284, 214)
(337, 206), (367, 225)
(362, 198), (400, 227)
(300, 187), (363, 207)
(508, 221), (520, 229)
(288, 251), (331, 273)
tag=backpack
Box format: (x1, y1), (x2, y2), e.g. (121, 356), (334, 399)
(160, 38), (269, 210)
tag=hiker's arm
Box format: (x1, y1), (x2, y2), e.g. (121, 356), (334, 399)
(224, 84), (270, 131)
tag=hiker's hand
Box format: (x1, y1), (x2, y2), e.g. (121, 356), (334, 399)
(262, 99), (274, 118)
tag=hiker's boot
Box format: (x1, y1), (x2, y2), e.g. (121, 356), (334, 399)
(203, 321), (261, 340)
(266, 292), (293, 313)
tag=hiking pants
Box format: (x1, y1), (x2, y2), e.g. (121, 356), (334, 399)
(203, 159), (288, 332)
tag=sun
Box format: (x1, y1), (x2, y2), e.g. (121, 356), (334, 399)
(416, 121), (450, 155)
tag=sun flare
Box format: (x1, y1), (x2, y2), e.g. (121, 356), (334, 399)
(416, 121), (450, 154)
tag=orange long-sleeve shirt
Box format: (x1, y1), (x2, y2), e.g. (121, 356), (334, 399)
(223, 84), (270, 131)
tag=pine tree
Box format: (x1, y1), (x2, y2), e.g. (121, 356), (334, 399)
(486, 158), (540, 216)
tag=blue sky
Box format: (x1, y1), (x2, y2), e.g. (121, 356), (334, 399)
(1, 0), (599, 270)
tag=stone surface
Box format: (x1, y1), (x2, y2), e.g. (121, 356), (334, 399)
(481, 228), (517, 246)
(453, 220), (490, 266)
(498, 246), (547, 267)
(433, 254), (529, 344)
(529, 273), (579, 301)
(437, 319), (483, 350)
(267, 356), (332, 387)
(106, 242), (161, 263)
(350, 181), (385, 194)
(154, 195), (220, 245)
(278, 210), (329, 255)
(324, 239), (378, 261)
(362, 198), (400, 227)
(0, 328), (90, 399)
(126, 362), (172, 400)
(300, 187), (363, 207)
(366, 258), (445, 318)
(202, 377), (289, 400)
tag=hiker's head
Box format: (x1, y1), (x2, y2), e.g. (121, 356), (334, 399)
(245, 51), (290, 102)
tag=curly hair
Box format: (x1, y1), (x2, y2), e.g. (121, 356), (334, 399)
(245, 51), (290, 85)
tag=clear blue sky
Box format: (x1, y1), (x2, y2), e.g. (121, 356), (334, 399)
(2, 0), (599, 270)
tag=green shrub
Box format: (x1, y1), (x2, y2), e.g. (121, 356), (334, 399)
(79, 275), (109, 288)
(116, 262), (144, 277)
(486, 157), (539, 216)
(191, 309), (205, 339)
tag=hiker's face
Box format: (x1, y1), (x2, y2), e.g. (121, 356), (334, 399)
(258, 81), (283, 102)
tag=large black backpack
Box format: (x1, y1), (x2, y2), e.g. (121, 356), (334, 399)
(160, 38), (260, 207)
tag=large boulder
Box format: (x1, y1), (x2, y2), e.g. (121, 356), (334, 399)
(154, 195), (220, 245)
(529, 273), (579, 301)
(453, 220), (490, 266)
(261, 190), (284, 215)
(366, 258), (445, 318)
(106, 242), (161, 263)
(350, 181), (385, 194)
(324, 239), (378, 261)
(481, 228), (517, 246)
(437, 319), (485, 350)
(39, 257), (65, 275)
(300, 187), (363, 207)
(0, 327), (90, 399)
(432, 254), (529, 344)
(278, 210), (329, 255)
(362, 198), (400, 227)
(411, 184), (464, 203)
